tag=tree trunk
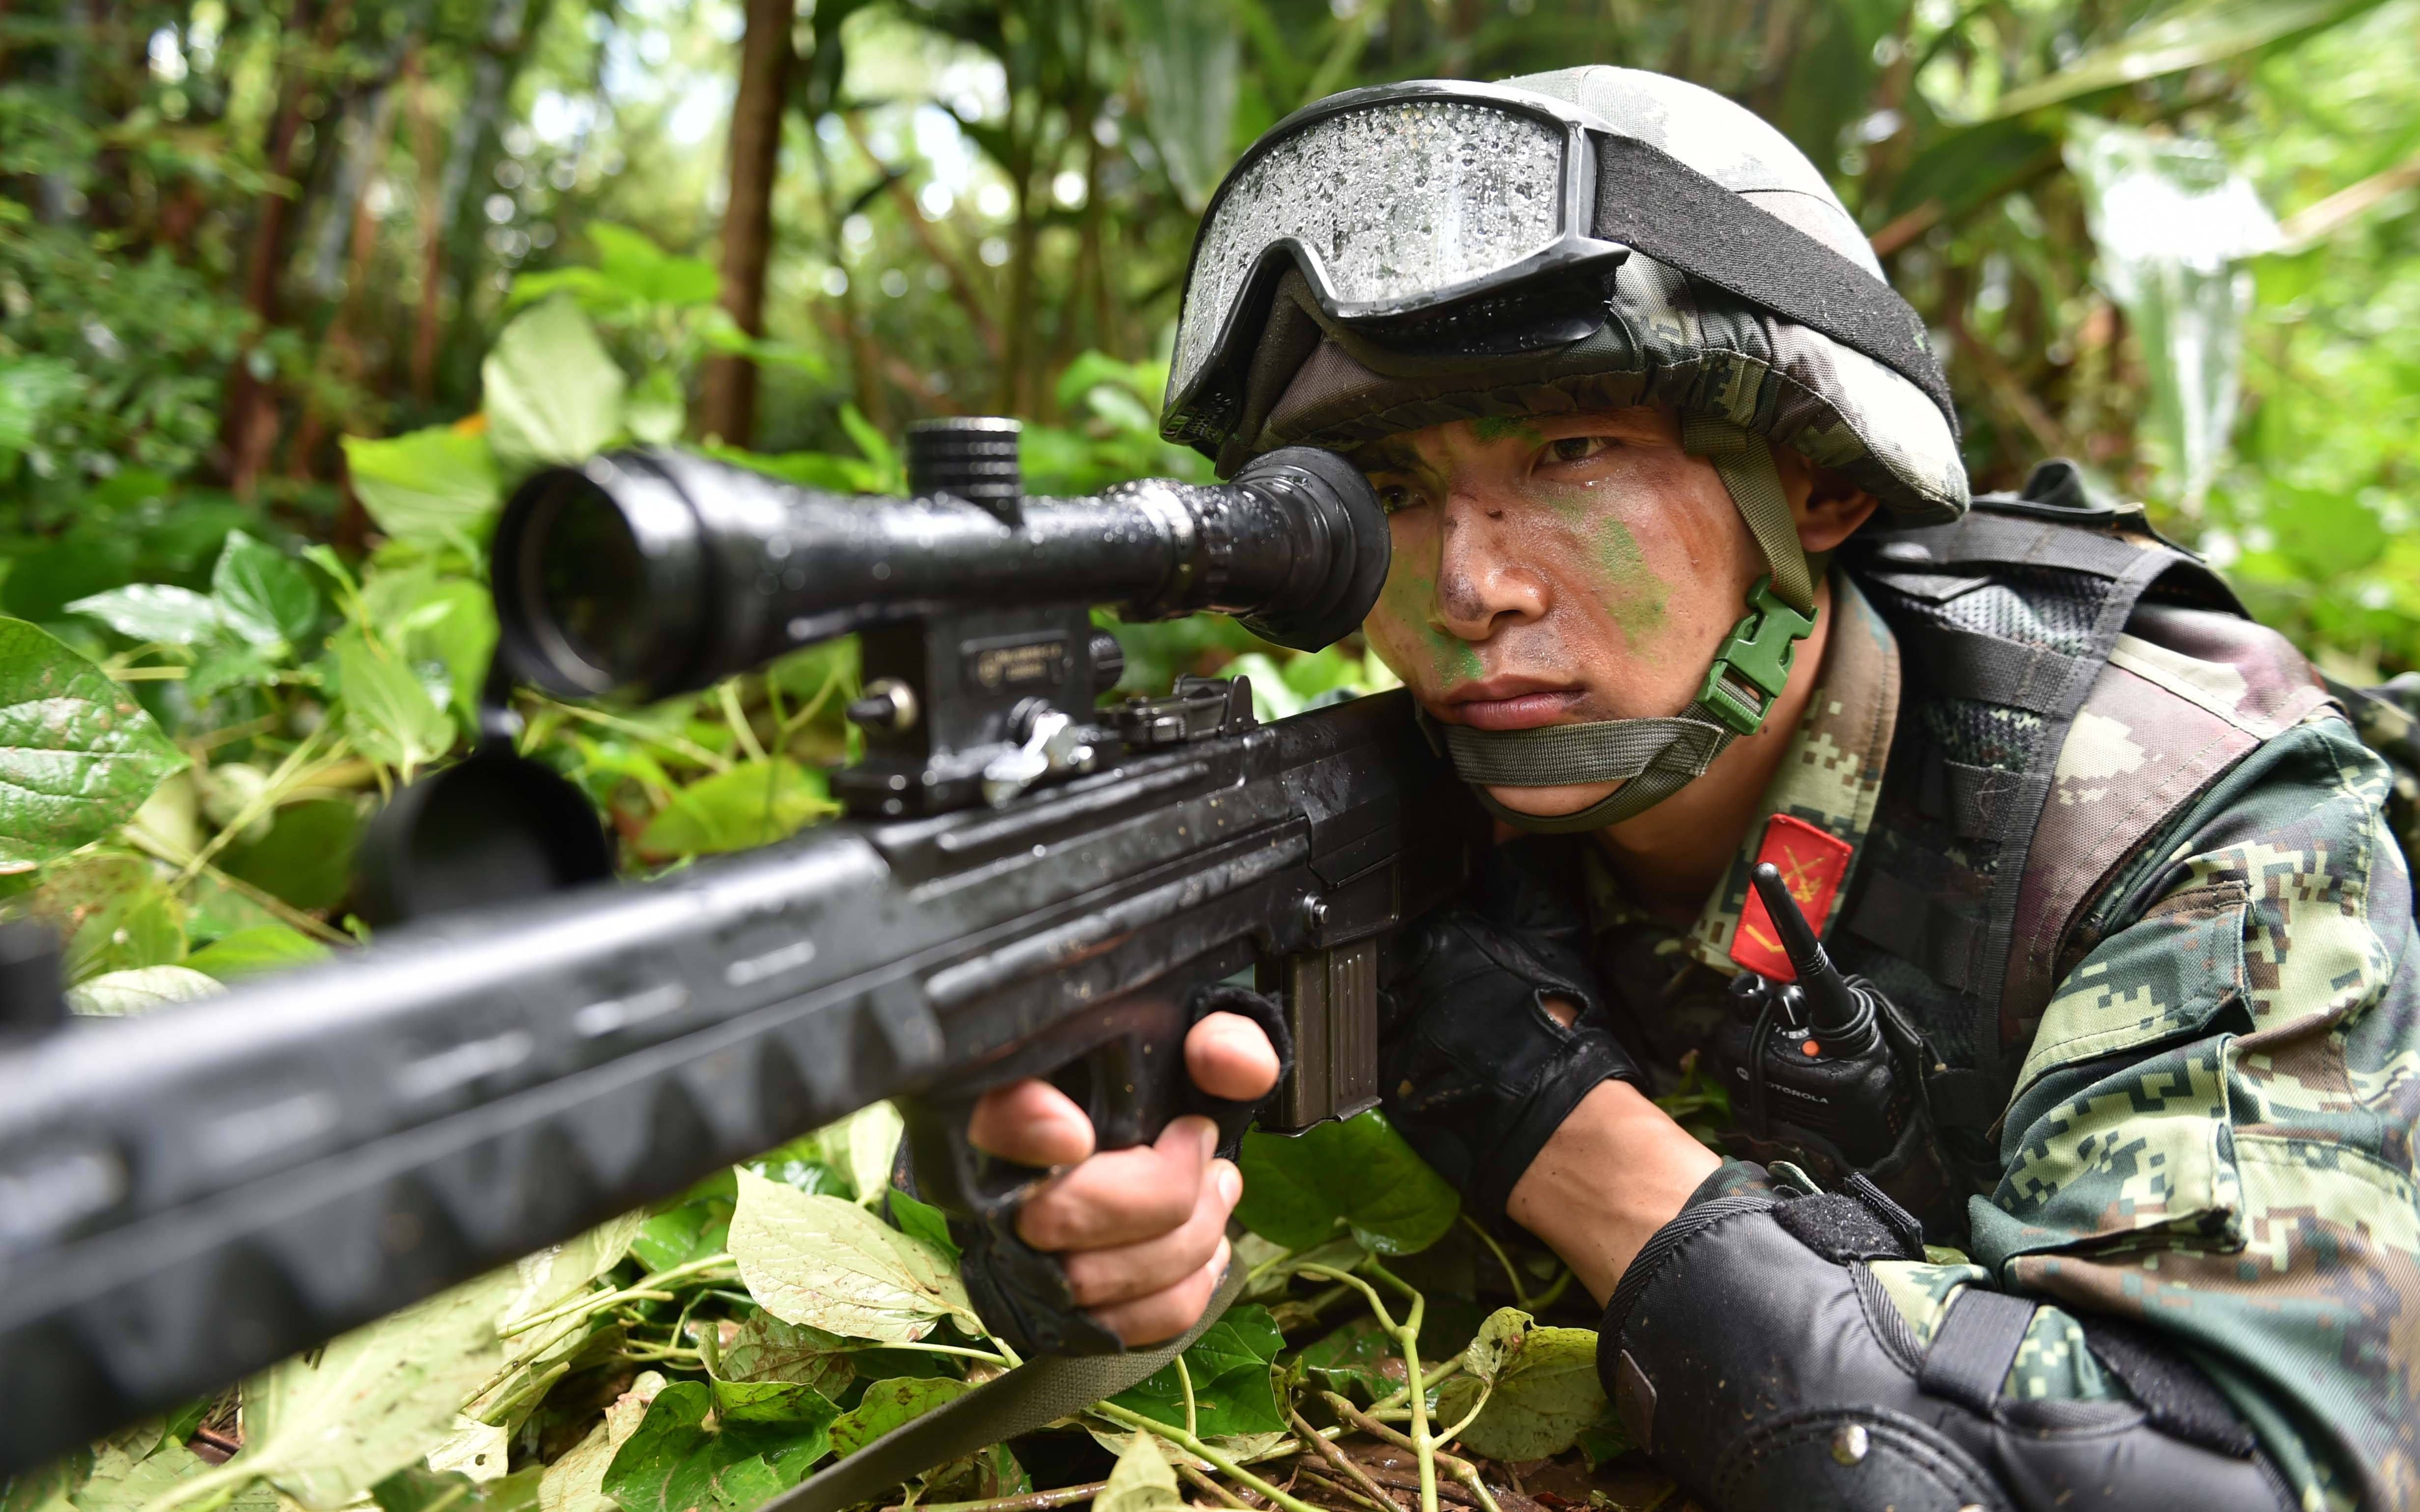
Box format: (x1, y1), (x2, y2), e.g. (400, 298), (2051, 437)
(698, 0), (796, 447)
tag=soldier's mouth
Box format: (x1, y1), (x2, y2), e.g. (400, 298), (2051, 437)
(1441, 677), (1584, 730)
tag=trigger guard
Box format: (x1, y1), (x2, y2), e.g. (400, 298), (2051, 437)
(1182, 981), (1294, 1159)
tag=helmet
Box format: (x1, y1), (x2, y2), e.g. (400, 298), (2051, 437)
(1159, 67), (1969, 831)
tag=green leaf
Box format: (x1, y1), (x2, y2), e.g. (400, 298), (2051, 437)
(185, 923), (330, 980)
(711, 1314), (856, 1400)
(334, 633), (457, 777)
(600, 1380), (833, 1512)
(538, 1374), (665, 1512)
(212, 530), (319, 650)
(1432, 1325), (1609, 1463)
(23, 850), (183, 981)
(840, 1100), (905, 1206)
(1110, 1304), (1287, 1437)
(726, 1168), (973, 1343)
(220, 798), (360, 913)
(363, 569), (498, 731)
(66, 584), (226, 646)
(590, 224), (722, 309)
(1118, 0), (1239, 210)
(69, 1436), (275, 1512)
(190, 648), (282, 703)
(342, 429), (503, 550)
(1990, 0), (2390, 117)
(374, 1466), (540, 1512)
(826, 1377), (967, 1460)
(884, 1190), (959, 1262)
(237, 1265), (528, 1510)
(834, 406), (904, 494)
(483, 298), (627, 472)
(66, 964), (222, 1015)
(1234, 1110), (1458, 1255)
(1296, 1317), (1412, 1404)
(636, 760), (836, 858)
(633, 1172), (737, 1273)
(1095, 1429), (1183, 1512)
(1460, 1306), (1532, 1386)
(626, 369), (686, 446)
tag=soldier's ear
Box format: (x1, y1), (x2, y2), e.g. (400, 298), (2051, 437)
(1775, 450), (1880, 553)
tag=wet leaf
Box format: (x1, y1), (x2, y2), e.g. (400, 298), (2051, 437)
(727, 1168), (973, 1343)
(185, 923), (330, 981)
(237, 1264), (526, 1509)
(65, 964), (221, 1015)
(483, 298), (626, 473)
(343, 428), (502, 549)
(1095, 1430), (1182, 1512)
(1432, 1325), (1607, 1463)
(826, 1377), (967, 1460)
(599, 1379), (831, 1512)
(66, 584), (226, 646)
(212, 530), (319, 650)
(0, 619), (188, 870)
(1234, 1110), (1458, 1255)
(637, 759), (836, 858)
(1110, 1304), (1287, 1437)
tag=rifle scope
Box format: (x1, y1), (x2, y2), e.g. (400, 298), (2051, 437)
(493, 424), (1390, 702)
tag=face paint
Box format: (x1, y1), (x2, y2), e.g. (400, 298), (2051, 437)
(1371, 563), (1484, 689)
(1589, 516), (1668, 648)
(1470, 415), (1543, 445)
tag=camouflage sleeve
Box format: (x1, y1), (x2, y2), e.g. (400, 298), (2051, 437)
(1965, 712), (2420, 1512)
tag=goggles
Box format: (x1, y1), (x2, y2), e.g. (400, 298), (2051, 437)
(1162, 80), (1953, 453)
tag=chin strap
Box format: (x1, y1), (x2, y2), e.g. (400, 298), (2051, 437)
(1439, 416), (1820, 834)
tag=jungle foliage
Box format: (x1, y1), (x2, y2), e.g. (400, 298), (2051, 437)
(1, 0), (2417, 1509)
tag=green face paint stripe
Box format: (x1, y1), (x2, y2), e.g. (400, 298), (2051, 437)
(1589, 517), (1668, 648)
(1469, 415), (1545, 444)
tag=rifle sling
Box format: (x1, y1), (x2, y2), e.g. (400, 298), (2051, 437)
(768, 1261), (1250, 1512)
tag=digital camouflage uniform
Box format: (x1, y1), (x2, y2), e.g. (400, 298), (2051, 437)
(1577, 567), (2420, 1511)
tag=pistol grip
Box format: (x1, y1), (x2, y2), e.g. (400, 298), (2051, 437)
(1259, 940), (1380, 1133)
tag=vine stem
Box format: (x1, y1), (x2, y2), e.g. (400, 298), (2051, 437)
(499, 1253), (736, 1337)
(1319, 1395), (1501, 1512)
(1288, 1407), (1401, 1511)
(1088, 1401), (1321, 1512)
(882, 1481), (1106, 1512)
(1295, 1263), (1434, 1512)
(1176, 1355), (1198, 1439)
(1176, 1463), (1250, 1510)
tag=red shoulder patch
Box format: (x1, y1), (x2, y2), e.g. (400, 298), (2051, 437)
(1728, 814), (1854, 981)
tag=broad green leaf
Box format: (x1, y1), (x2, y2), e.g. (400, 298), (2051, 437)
(342, 428), (502, 549)
(220, 798), (360, 913)
(636, 759), (836, 858)
(66, 964), (221, 1015)
(483, 298), (626, 472)
(66, 584), (226, 646)
(425, 1418), (509, 1481)
(841, 1100), (905, 1207)
(1095, 1429), (1182, 1512)
(0, 356), (82, 457)
(69, 1436), (275, 1512)
(1118, 0), (1239, 210)
(600, 1379), (832, 1512)
(710, 1314), (855, 1400)
(632, 1172), (737, 1273)
(1460, 1307), (1532, 1386)
(212, 530), (319, 650)
(884, 1190), (959, 1262)
(363, 570), (497, 730)
(1991, 0), (2389, 117)
(826, 1377), (966, 1460)
(1110, 1304), (1287, 1437)
(491, 1209), (652, 1377)
(1234, 1110), (1458, 1255)
(591, 224), (721, 308)
(185, 924), (330, 980)
(27, 850), (185, 982)
(727, 1168), (973, 1343)
(189, 647), (281, 703)
(5, 1446), (87, 1512)
(334, 633), (456, 777)
(834, 406), (904, 494)
(1432, 1325), (1608, 1463)
(1295, 1317), (1411, 1404)
(375, 1465), (540, 1512)
(0, 620), (187, 870)
(538, 1373), (663, 1512)
(237, 1265), (527, 1510)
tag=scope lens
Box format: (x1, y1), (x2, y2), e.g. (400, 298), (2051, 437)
(524, 478), (654, 689)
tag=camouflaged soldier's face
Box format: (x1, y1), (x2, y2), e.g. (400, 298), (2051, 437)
(1355, 403), (1874, 820)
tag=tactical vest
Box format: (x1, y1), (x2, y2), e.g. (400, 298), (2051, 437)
(1826, 462), (2338, 1235)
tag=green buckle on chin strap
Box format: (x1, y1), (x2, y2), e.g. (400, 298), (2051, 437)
(1697, 576), (1817, 735)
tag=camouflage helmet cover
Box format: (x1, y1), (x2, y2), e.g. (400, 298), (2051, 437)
(1163, 66), (1970, 523)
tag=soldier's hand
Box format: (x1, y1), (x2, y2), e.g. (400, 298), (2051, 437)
(966, 1012), (1278, 1344)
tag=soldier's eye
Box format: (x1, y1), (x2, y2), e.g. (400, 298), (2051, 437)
(1548, 435), (1614, 463)
(1375, 483), (1420, 514)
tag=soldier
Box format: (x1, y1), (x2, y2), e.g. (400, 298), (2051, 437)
(941, 69), (2420, 1511)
